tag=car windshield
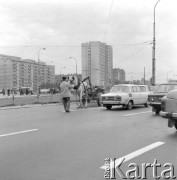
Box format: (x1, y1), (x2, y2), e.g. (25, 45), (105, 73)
(156, 84), (177, 93)
(110, 85), (129, 93)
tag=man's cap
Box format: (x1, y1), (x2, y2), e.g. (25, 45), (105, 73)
(62, 76), (67, 80)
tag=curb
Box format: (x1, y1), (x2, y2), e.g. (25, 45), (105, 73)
(0, 101), (80, 110)
(0, 103), (60, 110)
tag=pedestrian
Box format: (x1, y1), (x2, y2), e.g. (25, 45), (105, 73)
(7, 89), (10, 96)
(60, 76), (74, 112)
(2, 88), (5, 96)
(19, 88), (22, 95)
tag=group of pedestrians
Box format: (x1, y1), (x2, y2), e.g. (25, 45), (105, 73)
(2, 88), (11, 96)
(60, 76), (74, 113)
(1, 77), (74, 112)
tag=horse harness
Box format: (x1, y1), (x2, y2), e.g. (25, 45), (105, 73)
(69, 77), (87, 94)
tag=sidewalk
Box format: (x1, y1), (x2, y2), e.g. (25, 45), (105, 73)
(0, 101), (80, 111)
(0, 94), (77, 108)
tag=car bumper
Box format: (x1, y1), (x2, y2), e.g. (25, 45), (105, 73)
(102, 100), (127, 105)
(160, 111), (177, 118)
(149, 102), (161, 107)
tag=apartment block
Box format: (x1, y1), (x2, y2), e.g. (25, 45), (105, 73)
(112, 68), (126, 83)
(0, 54), (55, 91)
(82, 41), (113, 87)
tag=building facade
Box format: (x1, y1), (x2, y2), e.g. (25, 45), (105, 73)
(82, 41), (113, 87)
(0, 54), (55, 91)
(112, 68), (126, 83)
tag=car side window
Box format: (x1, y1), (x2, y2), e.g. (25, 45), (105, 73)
(140, 86), (146, 92)
(124, 86), (129, 93)
(129, 87), (133, 92)
(136, 86), (142, 92)
(132, 86), (137, 92)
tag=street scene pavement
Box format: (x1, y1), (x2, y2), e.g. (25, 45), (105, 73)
(0, 102), (177, 180)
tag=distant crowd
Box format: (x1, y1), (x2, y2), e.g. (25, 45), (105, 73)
(1, 87), (61, 96)
(1, 87), (33, 96)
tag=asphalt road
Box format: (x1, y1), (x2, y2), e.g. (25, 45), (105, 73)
(0, 103), (177, 180)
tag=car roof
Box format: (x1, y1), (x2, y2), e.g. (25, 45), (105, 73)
(158, 83), (177, 85)
(113, 84), (142, 87)
(20, 87), (32, 89)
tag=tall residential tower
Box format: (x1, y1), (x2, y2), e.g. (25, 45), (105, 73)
(82, 41), (113, 87)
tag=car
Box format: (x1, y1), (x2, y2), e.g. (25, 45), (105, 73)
(19, 87), (33, 95)
(148, 83), (177, 115)
(101, 84), (150, 110)
(160, 90), (177, 130)
(40, 89), (50, 94)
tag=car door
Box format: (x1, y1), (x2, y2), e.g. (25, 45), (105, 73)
(131, 86), (139, 104)
(139, 85), (149, 103)
(137, 86), (145, 104)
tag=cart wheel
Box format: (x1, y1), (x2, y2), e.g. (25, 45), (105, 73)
(97, 92), (103, 106)
(144, 100), (149, 107)
(155, 109), (160, 115)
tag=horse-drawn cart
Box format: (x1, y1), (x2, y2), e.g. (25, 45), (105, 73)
(69, 75), (105, 107)
(80, 76), (105, 106)
(86, 86), (105, 106)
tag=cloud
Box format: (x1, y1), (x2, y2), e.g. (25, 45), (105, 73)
(0, 0), (177, 82)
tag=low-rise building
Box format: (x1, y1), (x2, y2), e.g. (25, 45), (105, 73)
(112, 68), (126, 84)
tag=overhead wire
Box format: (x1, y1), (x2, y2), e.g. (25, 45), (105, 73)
(103, 0), (114, 42)
(0, 40), (153, 48)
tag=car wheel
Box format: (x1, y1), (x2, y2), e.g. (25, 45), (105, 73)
(97, 92), (103, 106)
(174, 122), (177, 130)
(106, 105), (112, 110)
(126, 101), (133, 110)
(155, 109), (160, 115)
(144, 100), (149, 107)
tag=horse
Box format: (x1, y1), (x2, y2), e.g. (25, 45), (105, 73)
(68, 75), (89, 108)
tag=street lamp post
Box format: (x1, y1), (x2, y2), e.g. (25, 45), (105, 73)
(152, 0), (161, 86)
(69, 57), (77, 76)
(37, 48), (46, 98)
(128, 72), (134, 84)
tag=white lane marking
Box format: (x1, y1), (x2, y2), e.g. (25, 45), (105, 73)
(61, 107), (104, 112)
(100, 141), (165, 169)
(0, 129), (39, 138)
(122, 111), (151, 117)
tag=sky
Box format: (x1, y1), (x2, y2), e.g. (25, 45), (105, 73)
(0, 0), (177, 83)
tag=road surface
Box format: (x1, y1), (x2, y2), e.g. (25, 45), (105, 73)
(0, 103), (176, 180)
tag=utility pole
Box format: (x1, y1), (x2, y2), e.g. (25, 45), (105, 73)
(37, 48), (46, 98)
(152, 0), (161, 86)
(144, 67), (146, 85)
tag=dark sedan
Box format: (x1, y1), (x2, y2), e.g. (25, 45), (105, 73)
(160, 90), (177, 130)
(148, 83), (177, 114)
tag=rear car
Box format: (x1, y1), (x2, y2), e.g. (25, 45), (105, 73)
(101, 84), (150, 110)
(148, 83), (177, 115)
(160, 90), (177, 130)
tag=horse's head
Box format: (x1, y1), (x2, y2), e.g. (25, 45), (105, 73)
(68, 75), (74, 84)
(68, 75), (79, 86)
